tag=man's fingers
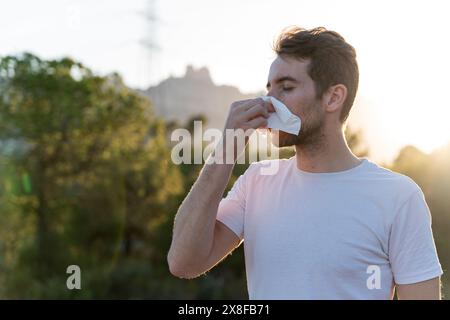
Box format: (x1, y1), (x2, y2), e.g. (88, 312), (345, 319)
(234, 98), (264, 112)
(264, 100), (276, 113)
(244, 116), (268, 130)
(243, 103), (270, 120)
(226, 97), (276, 131)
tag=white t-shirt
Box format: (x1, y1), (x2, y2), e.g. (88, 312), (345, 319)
(216, 156), (443, 300)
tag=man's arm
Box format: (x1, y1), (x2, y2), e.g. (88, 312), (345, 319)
(396, 277), (441, 300)
(167, 98), (272, 279)
(167, 161), (240, 279)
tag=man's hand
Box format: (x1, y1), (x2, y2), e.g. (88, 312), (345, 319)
(218, 98), (275, 163)
(224, 98), (274, 131)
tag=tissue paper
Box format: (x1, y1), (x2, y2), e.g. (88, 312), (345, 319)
(260, 96), (301, 135)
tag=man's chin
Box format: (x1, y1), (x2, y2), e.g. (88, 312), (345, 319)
(270, 130), (298, 148)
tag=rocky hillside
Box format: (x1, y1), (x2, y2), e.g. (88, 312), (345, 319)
(140, 65), (262, 129)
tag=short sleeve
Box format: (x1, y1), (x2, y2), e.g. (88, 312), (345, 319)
(388, 190), (443, 285)
(216, 173), (247, 241)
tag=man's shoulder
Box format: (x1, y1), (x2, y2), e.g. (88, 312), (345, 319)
(361, 159), (423, 199)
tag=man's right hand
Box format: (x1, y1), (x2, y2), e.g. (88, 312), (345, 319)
(218, 98), (275, 163)
(224, 97), (274, 131)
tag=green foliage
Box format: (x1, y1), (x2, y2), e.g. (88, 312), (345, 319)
(0, 53), (182, 298)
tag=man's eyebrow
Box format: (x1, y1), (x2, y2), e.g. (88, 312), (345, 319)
(266, 76), (300, 89)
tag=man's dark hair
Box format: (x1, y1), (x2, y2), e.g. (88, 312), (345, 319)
(274, 26), (359, 122)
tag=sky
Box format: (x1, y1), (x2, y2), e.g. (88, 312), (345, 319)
(1, 0), (450, 163)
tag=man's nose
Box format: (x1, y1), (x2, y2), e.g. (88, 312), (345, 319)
(266, 89), (279, 100)
(266, 91), (284, 104)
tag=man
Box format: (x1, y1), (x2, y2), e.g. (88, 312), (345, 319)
(167, 26), (443, 299)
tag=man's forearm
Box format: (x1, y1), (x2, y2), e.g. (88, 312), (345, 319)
(167, 159), (235, 274)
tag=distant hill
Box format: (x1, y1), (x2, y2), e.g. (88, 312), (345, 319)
(139, 65), (262, 129)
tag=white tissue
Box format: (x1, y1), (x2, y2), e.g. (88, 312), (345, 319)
(260, 96), (301, 135)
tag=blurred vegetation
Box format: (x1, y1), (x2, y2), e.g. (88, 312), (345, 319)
(391, 145), (450, 299)
(0, 53), (448, 299)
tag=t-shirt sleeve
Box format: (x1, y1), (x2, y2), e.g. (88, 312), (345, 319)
(216, 172), (247, 241)
(388, 189), (443, 285)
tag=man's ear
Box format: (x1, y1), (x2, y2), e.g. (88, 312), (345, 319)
(323, 84), (347, 114)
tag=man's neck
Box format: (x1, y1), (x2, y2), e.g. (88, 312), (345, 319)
(294, 127), (362, 173)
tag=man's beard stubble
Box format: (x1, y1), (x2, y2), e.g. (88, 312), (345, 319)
(274, 102), (325, 149)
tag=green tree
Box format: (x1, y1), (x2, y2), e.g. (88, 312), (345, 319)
(0, 53), (182, 298)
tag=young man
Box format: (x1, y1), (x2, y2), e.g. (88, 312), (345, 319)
(167, 27), (443, 299)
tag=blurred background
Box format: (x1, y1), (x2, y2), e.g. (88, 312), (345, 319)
(0, 0), (449, 299)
